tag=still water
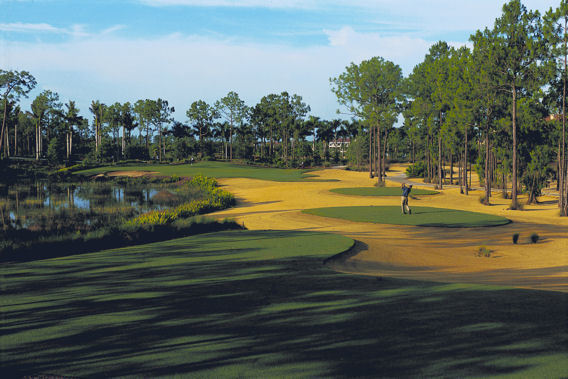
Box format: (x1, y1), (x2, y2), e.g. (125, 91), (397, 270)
(0, 180), (202, 231)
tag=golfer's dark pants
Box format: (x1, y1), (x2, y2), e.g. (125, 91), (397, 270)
(401, 196), (410, 214)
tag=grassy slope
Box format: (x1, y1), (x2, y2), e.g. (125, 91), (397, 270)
(75, 161), (334, 182)
(2, 230), (567, 377)
(331, 186), (438, 196)
(304, 206), (510, 227)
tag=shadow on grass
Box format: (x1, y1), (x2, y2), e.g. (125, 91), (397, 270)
(1, 230), (567, 377)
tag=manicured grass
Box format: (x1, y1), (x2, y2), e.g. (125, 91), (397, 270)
(1, 230), (566, 377)
(75, 161), (333, 182)
(303, 206), (510, 227)
(331, 186), (438, 196)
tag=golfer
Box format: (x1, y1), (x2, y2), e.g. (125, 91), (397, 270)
(401, 183), (412, 215)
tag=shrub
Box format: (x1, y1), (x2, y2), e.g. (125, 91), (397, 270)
(509, 201), (524, 210)
(476, 246), (492, 258)
(512, 233), (520, 244)
(127, 175), (235, 226)
(406, 161), (426, 178)
(530, 233), (539, 244)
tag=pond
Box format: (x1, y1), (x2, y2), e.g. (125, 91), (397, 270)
(0, 179), (204, 233)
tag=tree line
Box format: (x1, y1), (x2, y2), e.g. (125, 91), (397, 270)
(331, 0), (568, 215)
(1, 0), (567, 215)
(0, 72), (362, 169)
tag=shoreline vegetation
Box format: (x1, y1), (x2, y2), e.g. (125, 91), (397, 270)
(0, 173), (240, 263)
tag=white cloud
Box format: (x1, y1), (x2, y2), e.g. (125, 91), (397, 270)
(0, 22), (65, 34)
(140, 0), (321, 8)
(1, 29), (440, 120)
(139, 0), (560, 37)
(0, 22), (123, 38)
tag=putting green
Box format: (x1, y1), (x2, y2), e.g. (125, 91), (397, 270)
(303, 206), (511, 227)
(331, 187), (438, 196)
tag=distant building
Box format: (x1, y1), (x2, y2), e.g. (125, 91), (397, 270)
(329, 138), (350, 153)
(545, 114), (564, 122)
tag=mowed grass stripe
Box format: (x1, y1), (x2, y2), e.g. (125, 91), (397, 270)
(331, 187), (438, 196)
(75, 161), (335, 182)
(303, 206), (510, 227)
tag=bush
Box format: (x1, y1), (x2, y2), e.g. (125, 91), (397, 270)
(406, 161), (426, 178)
(512, 233), (520, 244)
(530, 233), (539, 244)
(476, 246), (492, 258)
(509, 201), (524, 210)
(127, 174), (235, 226)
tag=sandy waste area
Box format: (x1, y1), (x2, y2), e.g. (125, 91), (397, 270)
(210, 165), (568, 293)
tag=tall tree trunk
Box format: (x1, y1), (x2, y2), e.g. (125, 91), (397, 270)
(0, 97), (7, 157)
(230, 122), (233, 161)
(382, 127), (388, 180)
(438, 132), (442, 190)
(122, 125), (126, 157)
(558, 140), (561, 193)
(450, 154), (454, 185)
(512, 84), (518, 208)
(368, 126), (373, 178)
(35, 120), (38, 160)
(426, 134), (431, 183)
(464, 124), (469, 195)
(14, 120), (17, 156)
(376, 125), (381, 183)
(562, 15), (568, 216)
(469, 160), (472, 189)
(459, 153), (463, 194)
(158, 125), (163, 162)
(269, 126), (273, 158)
(145, 122), (149, 151)
(484, 125), (490, 205)
(502, 171), (507, 198)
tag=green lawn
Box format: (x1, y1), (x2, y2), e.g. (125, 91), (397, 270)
(75, 161), (334, 182)
(304, 206), (510, 227)
(331, 186), (438, 196)
(2, 229), (567, 377)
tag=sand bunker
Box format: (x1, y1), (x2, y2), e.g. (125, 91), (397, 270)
(212, 166), (568, 293)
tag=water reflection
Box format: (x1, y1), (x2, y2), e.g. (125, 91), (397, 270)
(0, 180), (201, 231)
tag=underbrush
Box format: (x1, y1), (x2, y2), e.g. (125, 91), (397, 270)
(0, 174), (238, 262)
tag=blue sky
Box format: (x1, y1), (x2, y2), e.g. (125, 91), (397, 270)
(0, 0), (559, 121)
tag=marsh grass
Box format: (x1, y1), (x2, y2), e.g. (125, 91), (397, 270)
(0, 175), (236, 262)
